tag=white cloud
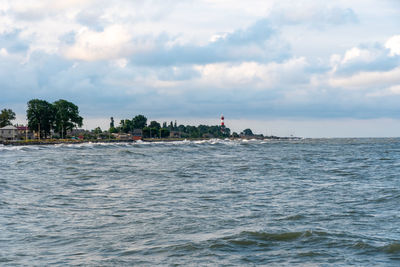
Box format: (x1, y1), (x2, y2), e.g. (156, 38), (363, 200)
(195, 57), (308, 90)
(367, 84), (400, 97)
(385, 35), (400, 56)
(329, 66), (400, 90)
(0, 48), (8, 57)
(342, 47), (375, 64)
(64, 25), (135, 61)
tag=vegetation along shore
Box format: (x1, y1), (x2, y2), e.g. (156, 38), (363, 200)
(1, 99), (297, 144)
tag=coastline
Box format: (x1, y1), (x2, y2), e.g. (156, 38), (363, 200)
(0, 138), (206, 146)
(0, 136), (301, 146)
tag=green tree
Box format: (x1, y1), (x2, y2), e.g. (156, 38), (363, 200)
(53, 99), (83, 138)
(142, 126), (150, 138)
(0, 108), (16, 127)
(119, 119), (133, 133)
(149, 120), (161, 130)
(109, 127), (118, 134)
(27, 99), (55, 139)
(160, 128), (170, 138)
(132, 115), (147, 129)
(110, 117), (115, 129)
(242, 128), (253, 136)
(93, 127), (102, 135)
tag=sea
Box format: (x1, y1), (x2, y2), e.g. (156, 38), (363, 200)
(1, 138), (400, 266)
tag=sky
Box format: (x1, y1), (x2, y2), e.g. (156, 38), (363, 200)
(1, 0), (400, 137)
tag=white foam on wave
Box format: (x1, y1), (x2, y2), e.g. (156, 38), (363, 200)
(0, 138), (271, 152)
(0, 144), (41, 151)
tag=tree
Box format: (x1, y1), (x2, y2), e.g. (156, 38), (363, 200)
(109, 127), (118, 134)
(119, 119), (133, 133)
(132, 115), (147, 129)
(149, 120), (161, 130)
(53, 99), (83, 138)
(93, 127), (102, 135)
(160, 128), (170, 138)
(110, 117), (115, 129)
(242, 128), (253, 136)
(0, 108), (16, 127)
(142, 126), (150, 138)
(27, 99), (55, 139)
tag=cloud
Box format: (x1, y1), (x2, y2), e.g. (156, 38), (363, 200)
(61, 18), (289, 65)
(326, 35), (400, 93)
(64, 25), (134, 61)
(331, 44), (399, 76)
(385, 35), (400, 56)
(2, 0), (400, 130)
(11, 0), (94, 21)
(128, 19), (290, 66)
(194, 57), (309, 90)
(329, 66), (400, 90)
(0, 30), (29, 53)
(270, 2), (358, 28)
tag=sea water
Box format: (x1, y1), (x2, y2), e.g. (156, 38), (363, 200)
(1, 139), (399, 266)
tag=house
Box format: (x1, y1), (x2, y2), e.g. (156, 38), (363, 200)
(16, 125), (34, 140)
(169, 131), (180, 138)
(116, 133), (132, 140)
(0, 125), (18, 140)
(202, 133), (214, 138)
(132, 129), (142, 140)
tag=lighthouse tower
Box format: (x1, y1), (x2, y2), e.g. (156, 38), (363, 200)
(221, 114), (225, 128)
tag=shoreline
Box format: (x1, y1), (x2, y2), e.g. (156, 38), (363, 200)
(0, 138), (208, 146)
(0, 136), (302, 146)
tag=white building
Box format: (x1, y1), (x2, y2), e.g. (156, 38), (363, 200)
(0, 125), (18, 140)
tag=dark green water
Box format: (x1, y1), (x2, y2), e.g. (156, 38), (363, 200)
(1, 139), (400, 266)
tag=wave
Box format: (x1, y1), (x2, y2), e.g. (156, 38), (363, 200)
(0, 145), (42, 151)
(0, 138), (277, 152)
(351, 241), (400, 255)
(382, 243), (400, 254)
(234, 230), (319, 242)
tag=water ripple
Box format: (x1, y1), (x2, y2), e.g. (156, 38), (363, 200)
(1, 138), (400, 265)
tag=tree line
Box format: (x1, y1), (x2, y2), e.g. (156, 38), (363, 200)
(107, 115), (232, 138)
(2, 101), (257, 139)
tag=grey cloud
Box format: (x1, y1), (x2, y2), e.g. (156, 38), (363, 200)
(2, 48), (400, 122)
(75, 9), (108, 31)
(271, 6), (358, 28)
(0, 30), (29, 53)
(129, 19), (290, 66)
(59, 32), (76, 45)
(334, 44), (400, 76)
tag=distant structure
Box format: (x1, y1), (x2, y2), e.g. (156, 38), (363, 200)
(220, 114), (225, 134)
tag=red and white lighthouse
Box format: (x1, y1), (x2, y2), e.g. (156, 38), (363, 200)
(221, 114), (225, 127)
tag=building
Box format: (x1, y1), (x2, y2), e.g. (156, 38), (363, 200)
(169, 131), (180, 138)
(0, 125), (18, 141)
(132, 129), (143, 140)
(16, 125), (34, 140)
(116, 133), (132, 140)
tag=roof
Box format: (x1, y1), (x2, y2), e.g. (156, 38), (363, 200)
(17, 126), (29, 130)
(0, 125), (17, 130)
